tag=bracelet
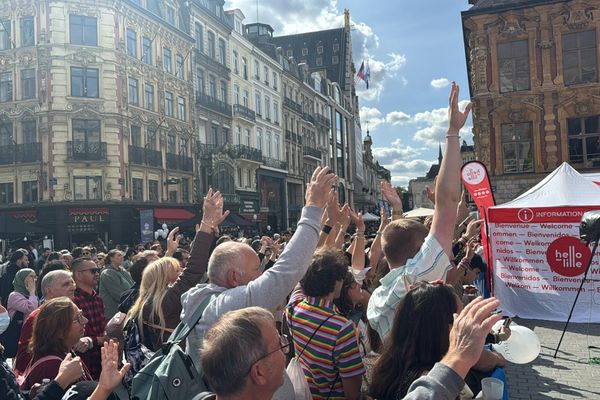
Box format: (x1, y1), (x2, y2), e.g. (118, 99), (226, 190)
(322, 224), (332, 234)
(445, 135), (460, 139)
(200, 220), (218, 232)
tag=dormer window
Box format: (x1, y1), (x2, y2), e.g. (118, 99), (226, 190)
(302, 48), (308, 56)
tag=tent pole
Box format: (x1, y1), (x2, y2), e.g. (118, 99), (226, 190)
(553, 239), (599, 358)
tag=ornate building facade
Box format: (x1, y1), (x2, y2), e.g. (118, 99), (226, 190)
(462, 0), (600, 203)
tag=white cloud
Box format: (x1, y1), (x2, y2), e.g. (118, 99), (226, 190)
(372, 138), (420, 160)
(355, 53), (407, 101)
(385, 111), (411, 125)
(411, 100), (472, 146)
(430, 78), (450, 89)
(383, 158), (437, 188)
(359, 106), (385, 131)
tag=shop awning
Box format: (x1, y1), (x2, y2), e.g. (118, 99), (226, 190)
(154, 208), (196, 223)
(221, 213), (254, 228)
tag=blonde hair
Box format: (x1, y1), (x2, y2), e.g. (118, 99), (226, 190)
(126, 257), (180, 339)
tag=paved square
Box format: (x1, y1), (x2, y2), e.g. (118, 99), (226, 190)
(506, 318), (600, 399)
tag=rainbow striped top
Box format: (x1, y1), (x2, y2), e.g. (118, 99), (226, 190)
(287, 288), (365, 400)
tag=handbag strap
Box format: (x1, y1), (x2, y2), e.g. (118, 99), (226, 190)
(169, 293), (216, 344)
(289, 302), (335, 359)
(22, 355), (63, 383)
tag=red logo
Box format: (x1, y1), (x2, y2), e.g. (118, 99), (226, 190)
(546, 236), (591, 277)
(517, 208), (534, 223)
(462, 163), (485, 185)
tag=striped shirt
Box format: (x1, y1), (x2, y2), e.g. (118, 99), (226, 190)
(287, 288), (365, 400)
(366, 233), (452, 340)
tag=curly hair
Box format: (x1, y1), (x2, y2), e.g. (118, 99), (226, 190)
(300, 248), (348, 297)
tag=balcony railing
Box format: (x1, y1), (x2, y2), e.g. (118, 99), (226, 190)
(302, 112), (315, 124)
(67, 141), (107, 161)
(315, 114), (331, 128)
(196, 93), (232, 116)
(285, 130), (303, 144)
(283, 97), (303, 114)
(129, 146), (163, 168)
(262, 157), (287, 171)
(232, 144), (262, 163)
(166, 153), (194, 172)
(194, 49), (230, 76)
(232, 104), (256, 122)
(303, 146), (322, 160)
(0, 143), (42, 165)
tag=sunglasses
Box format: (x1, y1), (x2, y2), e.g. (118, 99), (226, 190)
(80, 268), (101, 275)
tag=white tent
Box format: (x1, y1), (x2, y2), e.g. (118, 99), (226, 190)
(488, 162), (600, 322)
(361, 212), (380, 222)
(403, 207), (434, 219)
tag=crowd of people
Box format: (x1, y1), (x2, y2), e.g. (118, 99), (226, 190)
(0, 84), (511, 400)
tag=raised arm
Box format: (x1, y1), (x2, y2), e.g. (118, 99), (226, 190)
(381, 180), (403, 221)
(368, 207), (388, 271)
(431, 82), (472, 258)
(350, 209), (366, 273)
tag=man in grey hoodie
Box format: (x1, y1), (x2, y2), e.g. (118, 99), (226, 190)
(180, 166), (337, 397)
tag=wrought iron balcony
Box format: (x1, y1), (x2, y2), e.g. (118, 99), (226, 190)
(262, 157), (287, 171)
(232, 104), (256, 122)
(196, 93), (232, 116)
(302, 112), (315, 124)
(315, 114), (331, 128)
(67, 141), (107, 161)
(129, 146), (163, 168)
(166, 153), (194, 172)
(194, 49), (230, 76)
(0, 143), (42, 165)
(231, 144), (262, 163)
(303, 146), (322, 160)
(283, 97), (303, 114)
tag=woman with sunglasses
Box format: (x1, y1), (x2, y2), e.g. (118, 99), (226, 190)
(20, 297), (92, 391)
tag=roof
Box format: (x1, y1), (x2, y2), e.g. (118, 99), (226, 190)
(271, 27), (348, 87)
(492, 162), (600, 208)
(463, 0), (567, 15)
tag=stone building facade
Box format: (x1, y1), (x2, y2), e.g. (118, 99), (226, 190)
(462, 0), (600, 203)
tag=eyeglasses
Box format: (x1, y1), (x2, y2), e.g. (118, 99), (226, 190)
(247, 334), (290, 374)
(73, 312), (87, 325)
(82, 252), (91, 256)
(80, 268), (101, 275)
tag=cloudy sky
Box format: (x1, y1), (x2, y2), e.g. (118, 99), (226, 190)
(224, 0), (474, 187)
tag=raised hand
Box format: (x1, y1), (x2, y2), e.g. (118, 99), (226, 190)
(379, 207), (389, 229)
(325, 190), (341, 222)
(305, 166), (338, 208)
(456, 190), (469, 223)
(95, 340), (131, 398)
(197, 188), (230, 233)
(381, 180), (402, 210)
(349, 208), (365, 231)
(166, 226), (182, 255)
(448, 82), (473, 134)
(339, 204), (351, 227)
(464, 219), (483, 239)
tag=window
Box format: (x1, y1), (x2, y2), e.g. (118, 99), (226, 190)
(220, 81), (227, 103)
(0, 72), (12, 102)
(218, 38), (226, 65)
(126, 28), (137, 57)
(563, 30), (597, 86)
(148, 180), (159, 202)
(0, 183), (14, 204)
(195, 23), (203, 52)
(568, 115), (600, 166)
(254, 60), (259, 79)
(274, 134), (280, 158)
(22, 181), (37, 202)
(273, 101), (279, 124)
(144, 83), (154, 111)
(245, 128), (251, 147)
(70, 67), (99, 98)
(168, 190), (177, 203)
(21, 69), (35, 100)
(177, 96), (186, 121)
(197, 69), (204, 94)
(207, 31), (215, 58)
(332, 56), (339, 64)
(235, 126), (241, 144)
(73, 119), (100, 156)
(242, 57), (248, 79)
(179, 137), (188, 156)
(233, 50), (239, 74)
(128, 77), (139, 106)
(316, 57), (322, 66)
(69, 15), (97, 46)
(317, 45), (323, 54)
(286, 49), (293, 57)
(302, 48), (308, 56)
(233, 84), (240, 105)
(22, 120), (36, 143)
(208, 75), (216, 98)
(264, 66), (269, 84)
(237, 167), (242, 187)
(222, 128), (229, 145)
(247, 169), (252, 188)
(74, 176), (102, 200)
(501, 122), (533, 173)
(146, 129), (156, 150)
(333, 43), (339, 52)
(242, 90), (249, 107)
(130, 125), (141, 147)
(255, 91), (261, 116)
(0, 20), (11, 50)
(132, 178), (143, 201)
(497, 40), (529, 92)
(166, 6), (175, 25)
(142, 36), (152, 64)
(163, 48), (172, 73)
(165, 91), (174, 117)
(266, 132), (272, 157)
(272, 72), (278, 89)
(211, 126), (218, 145)
(0, 122), (13, 146)
(176, 54), (184, 79)
(264, 96), (270, 120)
(181, 178), (189, 203)
(20, 17), (34, 47)
(167, 133), (176, 153)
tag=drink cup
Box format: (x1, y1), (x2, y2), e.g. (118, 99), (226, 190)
(481, 377), (504, 400)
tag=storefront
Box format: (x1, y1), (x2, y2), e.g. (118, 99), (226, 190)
(257, 169), (287, 232)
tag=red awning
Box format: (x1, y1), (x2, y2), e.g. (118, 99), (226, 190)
(154, 208), (195, 223)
